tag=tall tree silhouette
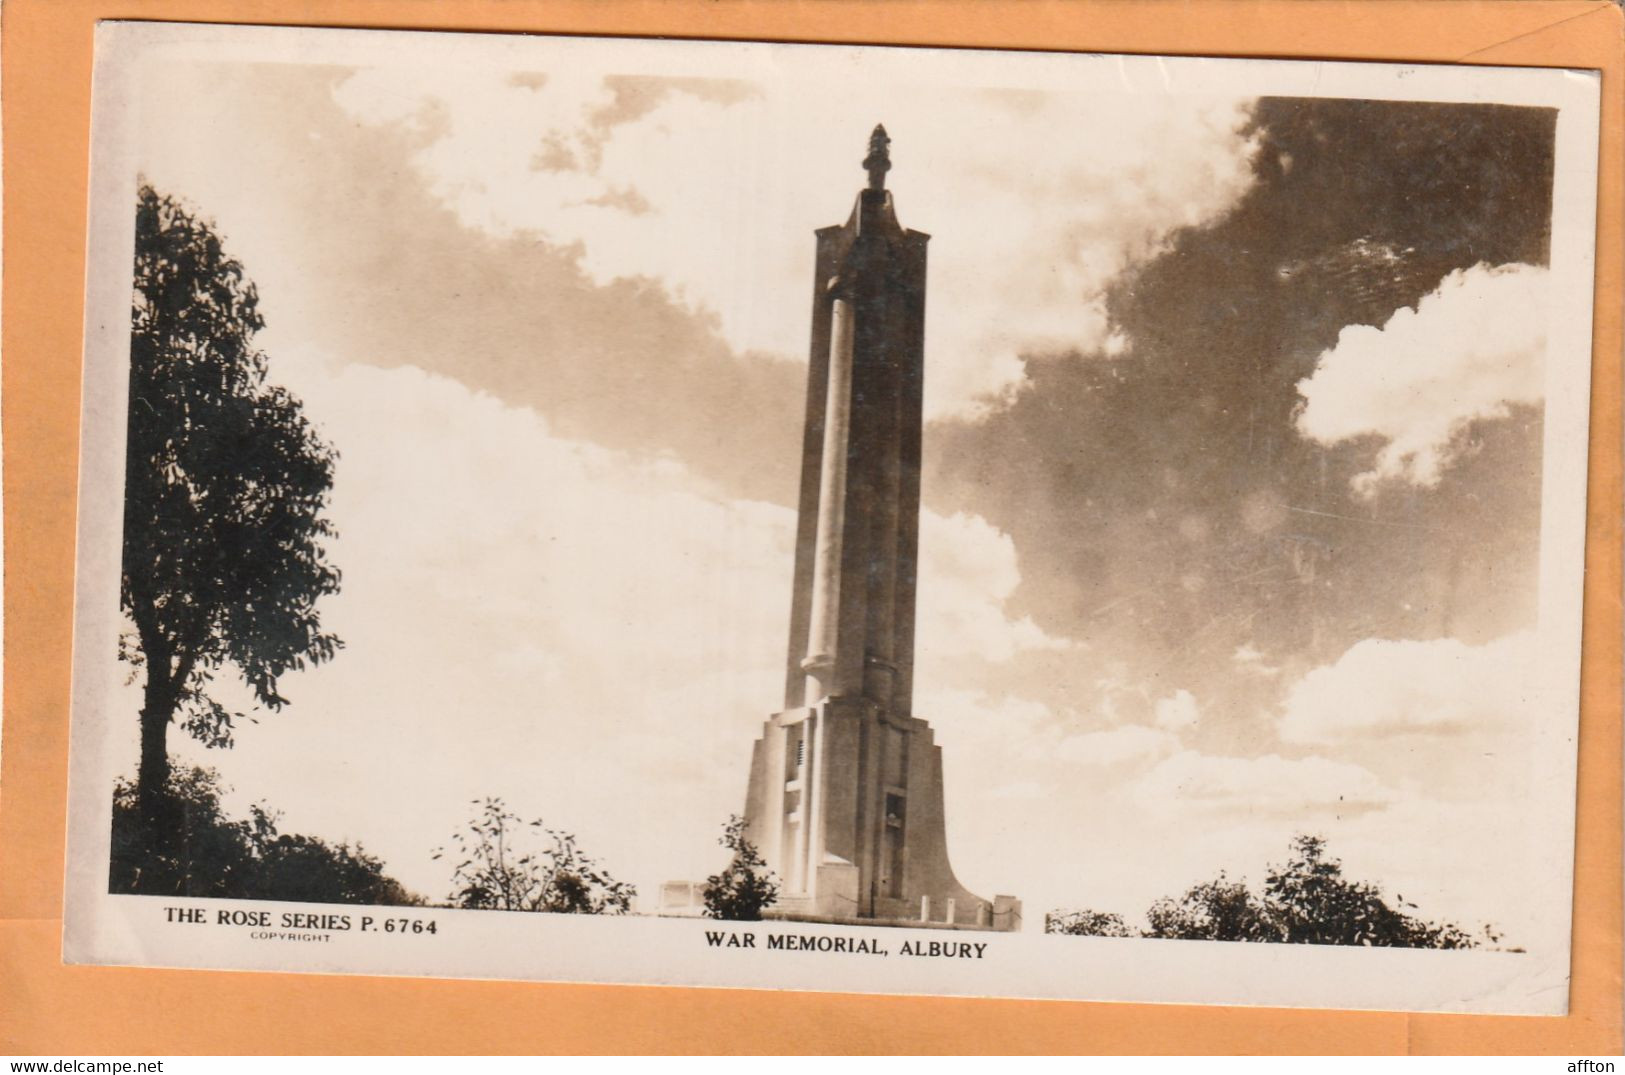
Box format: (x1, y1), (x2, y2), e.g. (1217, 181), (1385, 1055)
(124, 185), (341, 829)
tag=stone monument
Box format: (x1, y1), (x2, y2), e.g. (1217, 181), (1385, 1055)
(741, 127), (1021, 931)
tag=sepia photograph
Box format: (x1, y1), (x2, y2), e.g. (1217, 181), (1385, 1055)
(63, 21), (1600, 1013)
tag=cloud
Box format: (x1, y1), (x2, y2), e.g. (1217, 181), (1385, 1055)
(1135, 751), (1396, 819)
(1058, 724), (1178, 768)
(136, 63), (810, 509)
(918, 687), (1059, 765)
(331, 67), (1257, 420)
(1278, 631), (1535, 744)
(987, 780), (1044, 801)
(897, 655), (1544, 947)
(1295, 263), (1547, 493)
(915, 511), (1072, 668)
(1329, 794), (1559, 952)
(1254, 628), (1557, 947)
(1232, 644), (1279, 678)
(1152, 688), (1200, 732)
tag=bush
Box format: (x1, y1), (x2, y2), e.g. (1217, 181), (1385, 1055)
(110, 765), (419, 905)
(1260, 835), (1475, 949)
(436, 798), (635, 914)
(1044, 909), (1136, 937)
(1048, 834), (1489, 949)
(1146, 874), (1282, 942)
(702, 814), (779, 921)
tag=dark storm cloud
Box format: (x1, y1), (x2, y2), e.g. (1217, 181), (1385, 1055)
(925, 99), (1556, 746)
(153, 64), (805, 507)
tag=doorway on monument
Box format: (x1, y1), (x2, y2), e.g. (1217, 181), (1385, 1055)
(880, 726), (909, 901)
(882, 792), (906, 900)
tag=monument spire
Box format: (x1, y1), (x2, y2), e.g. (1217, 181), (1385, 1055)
(863, 123), (891, 191)
(739, 126), (1021, 932)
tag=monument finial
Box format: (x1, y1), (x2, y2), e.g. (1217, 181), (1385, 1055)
(863, 123), (891, 191)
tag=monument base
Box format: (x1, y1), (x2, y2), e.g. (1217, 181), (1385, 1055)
(742, 697), (1021, 932)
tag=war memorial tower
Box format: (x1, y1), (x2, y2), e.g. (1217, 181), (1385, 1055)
(741, 127), (1021, 931)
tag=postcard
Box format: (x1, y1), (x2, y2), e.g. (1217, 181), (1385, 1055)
(63, 21), (1601, 1013)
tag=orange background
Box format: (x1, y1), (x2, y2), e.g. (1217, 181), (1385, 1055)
(2, 0), (1620, 1055)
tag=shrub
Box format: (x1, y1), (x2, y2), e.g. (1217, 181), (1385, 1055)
(1145, 874), (1282, 942)
(110, 765), (419, 905)
(1048, 834), (1489, 949)
(1044, 909), (1136, 937)
(702, 814), (779, 921)
(436, 798), (635, 914)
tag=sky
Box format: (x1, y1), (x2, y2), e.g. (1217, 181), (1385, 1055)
(117, 46), (1563, 944)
